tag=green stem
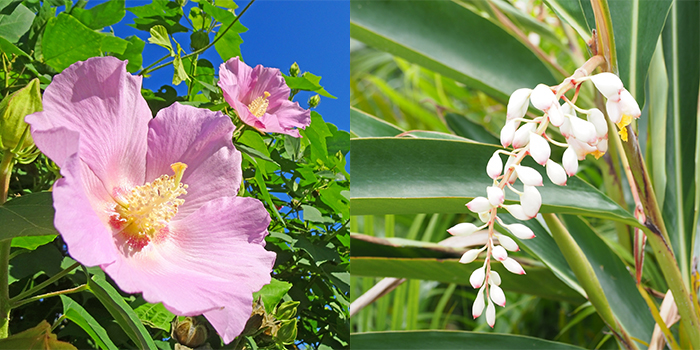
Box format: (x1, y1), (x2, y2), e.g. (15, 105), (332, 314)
(0, 151), (13, 338)
(11, 284), (87, 309)
(0, 152), (13, 203)
(9, 262), (80, 304)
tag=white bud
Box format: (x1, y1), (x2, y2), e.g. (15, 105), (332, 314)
(504, 156), (518, 184)
(460, 249), (482, 264)
(487, 186), (505, 207)
(486, 152), (503, 179)
(478, 211), (491, 223)
(560, 102), (574, 117)
(545, 159), (567, 186)
(489, 271), (501, 286)
(489, 284), (506, 307)
(514, 165), (543, 186)
(470, 267), (486, 288)
(547, 103), (565, 127)
(502, 257), (526, 275)
(495, 233), (519, 251)
(590, 72), (623, 99)
(606, 99), (622, 123)
(486, 299), (496, 328)
(448, 222), (479, 235)
(503, 204), (530, 221)
(520, 185), (542, 218)
(506, 88), (532, 120)
(559, 115), (572, 138)
(503, 222), (535, 239)
(562, 147), (579, 176)
(500, 120), (518, 148)
(528, 132), (550, 165)
(587, 108), (608, 139)
(597, 138), (608, 153)
(466, 196), (492, 213)
(619, 89), (641, 119)
(491, 245), (508, 261)
(569, 114), (598, 144)
(512, 123), (535, 149)
(472, 287), (485, 318)
(530, 84), (556, 111)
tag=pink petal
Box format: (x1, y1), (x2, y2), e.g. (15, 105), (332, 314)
(146, 103), (242, 216)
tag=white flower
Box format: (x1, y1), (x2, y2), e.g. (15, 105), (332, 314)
(547, 103), (565, 127)
(520, 185), (542, 218)
(562, 147), (579, 176)
(512, 122), (535, 149)
(502, 257), (526, 275)
(514, 165), (543, 186)
(489, 284), (506, 307)
(491, 245), (508, 261)
(530, 84), (556, 111)
(448, 222), (480, 236)
(590, 72), (623, 99)
(489, 271), (501, 286)
(495, 233), (519, 251)
(470, 267), (486, 288)
(569, 114), (598, 144)
(502, 222), (535, 239)
(545, 159), (567, 186)
(487, 186), (505, 207)
(500, 120), (518, 148)
(466, 196), (492, 213)
(460, 248), (482, 264)
(587, 108), (608, 139)
(503, 204), (530, 221)
(503, 155), (518, 184)
(528, 132), (550, 165)
(472, 287), (486, 318)
(506, 88), (532, 120)
(487, 152), (503, 179)
(485, 298), (496, 327)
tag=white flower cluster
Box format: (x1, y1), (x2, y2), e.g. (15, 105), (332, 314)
(448, 71), (640, 327)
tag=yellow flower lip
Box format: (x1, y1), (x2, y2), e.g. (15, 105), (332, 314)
(616, 114), (633, 142)
(248, 91), (271, 118)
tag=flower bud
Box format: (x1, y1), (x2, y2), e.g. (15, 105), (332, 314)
(486, 299), (496, 327)
(506, 88), (532, 120)
(512, 122), (535, 149)
(530, 84), (556, 111)
(503, 204), (530, 221)
(276, 318), (298, 345)
(545, 159), (567, 186)
(289, 62), (300, 77)
(491, 245), (508, 261)
(503, 222), (535, 239)
(489, 271), (501, 286)
(470, 267), (486, 288)
(448, 222), (479, 235)
(495, 233), (519, 251)
(569, 115), (598, 145)
(504, 156), (518, 184)
(562, 147), (578, 176)
(502, 257), (526, 275)
(460, 248), (482, 264)
(466, 196), (492, 213)
(528, 132), (550, 165)
(2, 79), (41, 151)
(559, 115), (572, 138)
(520, 185), (541, 218)
(514, 165), (543, 186)
(478, 211), (490, 223)
(500, 120), (518, 148)
(307, 94), (321, 108)
(472, 287), (485, 318)
(171, 317), (208, 348)
(189, 30), (210, 51)
(547, 103), (565, 127)
(590, 72), (623, 99)
(587, 108), (608, 139)
(486, 186), (505, 207)
(489, 284), (506, 307)
(560, 102), (574, 117)
(486, 152), (503, 179)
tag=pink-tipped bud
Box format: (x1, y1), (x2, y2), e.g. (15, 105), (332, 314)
(448, 223), (479, 236)
(545, 159), (567, 186)
(569, 115), (598, 145)
(486, 299), (496, 328)
(503, 204), (530, 221)
(487, 186), (505, 207)
(520, 185), (541, 218)
(512, 123), (535, 149)
(487, 152), (503, 179)
(470, 267), (486, 288)
(528, 132), (550, 165)
(489, 271), (501, 286)
(507, 88), (532, 120)
(502, 257), (526, 275)
(466, 196), (492, 213)
(472, 287), (485, 318)
(514, 165), (543, 186)
(460, 249), (482, 264)
(489, 284), (506, 307)
(491, 245), (508, 261)
(547, 103), (565, 127)
(562, 147), (579, 176)
(503, 222), (535, 239)
(619, 89), (641, 119)
(530, 84), (556, 111)
(504, 156), (518, 184)
(587, 108), (608, 139)
(590, 72), (623, 99)
(559, 116), (572, 138)
(500, 120), (518, 148)
(495, 233), (519, 252)
(606, 99), (622, 124)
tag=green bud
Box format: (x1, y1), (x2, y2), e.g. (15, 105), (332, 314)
(289, 62), (300, 77)
(274, 300), (300, 320)
(0, 79), (41, 152)
(171, 316), (208, 348)
(307, 94), (320, 108)
(275, 319), (297, 345)
(176, 0), (188, 7)
(240, 313), (264, 336)
(189, 30), (210, 52)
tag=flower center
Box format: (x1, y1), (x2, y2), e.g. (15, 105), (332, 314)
(248, 91), (271, 118)
(110, 162), (188, 249)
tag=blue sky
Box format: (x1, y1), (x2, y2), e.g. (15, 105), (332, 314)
(116, 0), (349, 131)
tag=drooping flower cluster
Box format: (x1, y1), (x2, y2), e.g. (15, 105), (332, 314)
(25, 57), (276, 344)
(449, 65), (641, 327)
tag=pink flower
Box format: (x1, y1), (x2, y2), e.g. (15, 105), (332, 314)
(25, 57), (276, 344)
(218, 57), (311, 137)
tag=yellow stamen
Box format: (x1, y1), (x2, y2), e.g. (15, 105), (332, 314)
(616, 114), (633, 142)
(592, 150), (605, 159)
(248, 91), (271, 118)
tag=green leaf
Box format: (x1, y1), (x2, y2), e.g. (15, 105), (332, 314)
(42, 13), (106, 71)
(350, 107), (404, 138)
(350, 138), (638, 227)
(351, 331), (585, 350)
(172, 55), (188, 85)
(300, 111), (332, 163)
(326, 123), (350, 157)
(0, 192), (57, 239)
(9, 243), (63, 285)
(201, 1), (247, 61)
(0, 1), (33, 43)
(444, 113), (499, 145)
(253, 278), (292, 314)
(148, 24), (173, 54)
(60, 295), (119, 350)
(127, 0), (187, 33)
(113, 35), (145, 73)
(88, 275), (157, 350)
(0, 320), (77, 350)
(134, 302), (175, 332)
(71, 0), (125, 30)
(283, 73), (336, 99)
(542, 0), (593, 42)
(0, 36), (28, 57)
(11, 235), (56, 250)
(350, 0), (557, 103)
(188, 7), (204, 30)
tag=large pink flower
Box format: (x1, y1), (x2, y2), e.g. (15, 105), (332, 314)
(218, 57), (311, 137)
(25, 57), (276, 344)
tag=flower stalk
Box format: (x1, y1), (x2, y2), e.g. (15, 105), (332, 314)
(0, 151), (13, 339)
